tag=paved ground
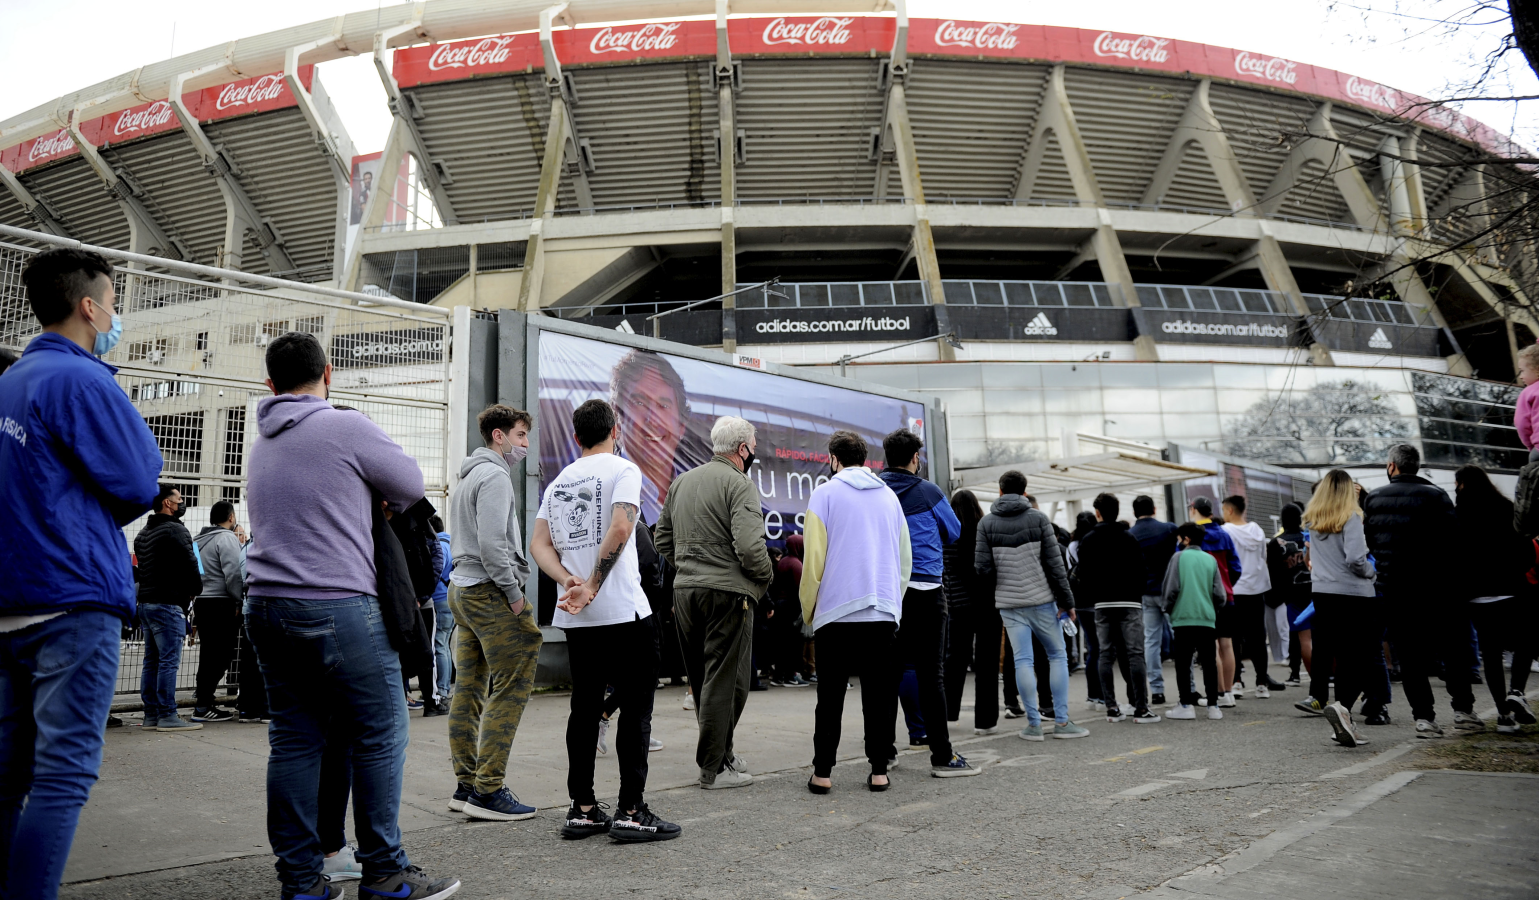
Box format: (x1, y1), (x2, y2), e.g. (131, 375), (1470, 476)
(60, 664), (1539, 899)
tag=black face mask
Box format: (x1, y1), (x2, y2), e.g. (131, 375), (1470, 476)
(172, 501), (186, 519)
(740, 445), (756, 472)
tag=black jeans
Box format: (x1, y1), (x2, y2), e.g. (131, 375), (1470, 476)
(565, 616), (658, 810)
(1309, 593), (1388, 711)
(813, 621), (898, 777)
(944, 601), (975, 723)
(1172, 625), (1219, 706)
(237, 617), (268, 717)
(1094, 607), (1148, 711)
(194, 596), (242, 709)
(1232, 593), (1273, 686)
(1470, 598), (1536, 708)
(897, 587), (953, 765)
(771, 601), (804, 682)
(1387, 593), (1476, 721)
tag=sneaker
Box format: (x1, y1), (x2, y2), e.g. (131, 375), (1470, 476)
(784, 674), (811, 687)
(1086, 699), (1106, 712)
(1362, 707), (1392, 726)
(295, 876), (344, 900)
(406, 697), (424, 710)
(769, 678), (788, 687)
(560, 802), (613, 839)
(1497, 714), (1520, 734)
(237, 713), (270, 724)
(807, 674), (819, 684)
(682, 693), (696, 711)
(649, 738), (665, 752)
(1232, 680), (1245, 695)
(1453, 711), (1485, 733)
(1254, 685), (1271, 699)
(1294, 697), (1325, 716)
(1003, 706), (1027, 719)
(448, 782), (473, 812)
(422, 699), (447, 718)
(358, 865), (460, 900)
(597, 716), (611, 755)
(465, 786), (537, 822)
(1507, 691), (1536, 725)
(702, 765), (754, 790)
(1217, 693), (1236, 708)
(610, 803), (682, 843)
(1018, 725), (1045, 741)
(1196, 698), (1208, 707)
(750, 682), (769, 692)
(973, 725), (1000, 735)
(1415, 718), (1445, 738)
(1105, 706), (1126, 723)
(1133, 708), (1161, 724)
(191, 707), (236, 723)
(1208, 706), (1223, 720)
(1151, 693), (1166, 706)
(105, 715), (123, 728)
(321, 844), (364, 882)
(1324, 702), (1366, 748)
(931, 753), (983, 777)
(1285, 675), (1303, 687)
(909, 736), (929, 747)
(1166, 704), (1196, 720)
(730, 754), (749, 775)
(155, 716), (203, 732)
(1052, 721), (1090, 739)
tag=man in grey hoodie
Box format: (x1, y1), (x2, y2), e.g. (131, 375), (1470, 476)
(446, 404), (543, 823)
(191, 500), (247, 723)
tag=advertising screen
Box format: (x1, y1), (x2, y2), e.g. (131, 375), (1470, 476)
(537, 331), (929, 539)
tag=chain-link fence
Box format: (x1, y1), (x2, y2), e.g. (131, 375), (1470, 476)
(0, 223), (453, 694)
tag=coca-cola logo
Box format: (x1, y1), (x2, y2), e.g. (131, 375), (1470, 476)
(215, 74), (286, 111)
(1345, 75), (1397, 111)
(428, 37), (515, 71)
(761, 16), (854, 46)
(1233, 51), (1298, 85)
(1092, 31), (1172, 63)
(588, 22), (681, 55)
(27, 130), (74, 163)
(933, 20), (1020, 50)
(114, 101), (174, 137)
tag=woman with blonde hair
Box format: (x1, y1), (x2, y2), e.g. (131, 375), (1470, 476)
(1294, 469), (1377, 748)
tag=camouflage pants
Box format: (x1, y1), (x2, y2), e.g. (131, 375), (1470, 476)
(447, 581), (544, 794)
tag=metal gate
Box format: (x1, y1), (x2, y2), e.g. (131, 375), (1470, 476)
(0, 223), (452, 696)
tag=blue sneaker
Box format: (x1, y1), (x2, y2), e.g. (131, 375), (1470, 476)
(406, 697), (424, 710)
(447, 782), (473, 812)
(359, 865), (460, 900)
(931, 753), (983, 778)
(464, 786), (537, 821)
(294, 875), (344, 900)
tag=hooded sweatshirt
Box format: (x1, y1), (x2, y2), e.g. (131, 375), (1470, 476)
(194, 524), (246, 600)
(246, 393), (425, 600)
(450, 447), (531, 601)
(799, 466), (912, 631)
(877, 468), (961, 584)
(1221, 520), (1273, 595)
(974, 494), (1074, 611)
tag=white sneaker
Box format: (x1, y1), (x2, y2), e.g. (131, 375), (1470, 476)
(1231, 682), (1245, 697)
(596, 716), (611, 755)
(974, 725), (1001, 735)
(649, 738), (664, 752)
(1415, 718), (1445, 738)
(1166, 704), (1196, 720)
(683, 693), (695, 711)
(1254, 684), (1271, 699)
(703, 765), (754, 790)
(1208, 706), (1223, 720)
(1218, 693), (1236, 708)
(731, 754), (750, 775)
(1452, 711), (1485, 733)
(321, 844), (363, 882)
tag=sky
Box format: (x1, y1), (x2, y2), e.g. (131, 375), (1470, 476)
(2, 0), (1534, 156)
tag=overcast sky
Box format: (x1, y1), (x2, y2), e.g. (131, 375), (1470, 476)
(2, 0), (1534, 156)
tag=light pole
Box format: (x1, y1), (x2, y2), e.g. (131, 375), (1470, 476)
(645, 277), (788, 340)
(835, 331), (964, 377)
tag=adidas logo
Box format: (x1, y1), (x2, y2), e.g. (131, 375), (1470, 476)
(1023, 312), (1058, 336)
(1368, 327), (1392, 349)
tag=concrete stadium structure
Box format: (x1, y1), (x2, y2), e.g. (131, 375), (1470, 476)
(2, 0), (1533, 474)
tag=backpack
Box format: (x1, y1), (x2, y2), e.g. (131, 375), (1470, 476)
(1515, 460), (1539, 539)
(388, 497), (441, 602)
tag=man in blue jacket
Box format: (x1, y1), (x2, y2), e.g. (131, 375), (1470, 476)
(429, 515), (454, 716)
(1129, 495), (1178, 704)
(878, 429), (979, 778)
(1189, 495), (1243, 704)
(0, 247), (162, 900)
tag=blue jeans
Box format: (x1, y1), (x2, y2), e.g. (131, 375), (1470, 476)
(1142, 595), (1169, 694)
(897, 664), (925, 740)
(245, 595), (409, 898)
(1000, 604), (1071, 727)
(138, 603), (186, 722)
(0, 610), (121, 900)
(433, 601), (454, 702)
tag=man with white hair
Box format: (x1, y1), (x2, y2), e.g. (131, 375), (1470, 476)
(655, 415), (774, 789)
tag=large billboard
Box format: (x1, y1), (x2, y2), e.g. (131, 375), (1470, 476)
(536, 331), (929, 538)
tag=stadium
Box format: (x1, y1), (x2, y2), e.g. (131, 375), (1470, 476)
(2, 0), (1535, 512)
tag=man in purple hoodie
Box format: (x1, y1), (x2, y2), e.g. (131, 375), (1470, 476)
(244, 332), (459, 900)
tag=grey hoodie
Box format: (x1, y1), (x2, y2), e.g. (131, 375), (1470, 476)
(194, 524), (245, 600)
(451, 447), (531, 601)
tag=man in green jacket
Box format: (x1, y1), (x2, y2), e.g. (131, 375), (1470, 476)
(654, 415), (774, 789)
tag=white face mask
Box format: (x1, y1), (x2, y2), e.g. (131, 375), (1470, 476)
(502, 443), (529, 466)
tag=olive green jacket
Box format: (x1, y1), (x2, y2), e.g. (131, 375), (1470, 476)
(654, 455), (774, 600)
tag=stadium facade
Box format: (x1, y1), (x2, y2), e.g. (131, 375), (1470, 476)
(1, 0), (1531, 488)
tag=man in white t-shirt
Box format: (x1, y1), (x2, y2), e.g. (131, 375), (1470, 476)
(531, 399), (681, 844)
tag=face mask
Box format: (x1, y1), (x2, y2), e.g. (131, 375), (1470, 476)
(740, 445), (756, 472)
(172, 501), (186, 519)
(502, 444), (528, 467)
(89, 307), (122, 357)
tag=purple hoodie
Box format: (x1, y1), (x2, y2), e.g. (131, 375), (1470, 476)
(246, 393), (425, 599)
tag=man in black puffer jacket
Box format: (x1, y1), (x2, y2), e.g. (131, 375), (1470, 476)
(1077, 493), (1156, 722)
(1362, 444), (1474, 736)
(133, 485), (205, 731)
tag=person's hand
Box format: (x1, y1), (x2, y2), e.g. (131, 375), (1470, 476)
(1067, 608), (1077, 622)
(186, 626), (197, 647)
(508, 596), (526, 616)
(558, 582), (595, 614)
(766, 608), (775, 619)
(234, 525), (248, 545)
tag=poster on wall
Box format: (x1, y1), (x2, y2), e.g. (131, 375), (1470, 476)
(537, 331), (928, 538)
(344, 152), (410, 261)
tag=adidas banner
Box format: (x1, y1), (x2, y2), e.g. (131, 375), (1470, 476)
(948, 306), (1133, 342)
(1138, 309), (1310, 348)
(734, 306), (937, 344)
(1310, 318), (1443, 357)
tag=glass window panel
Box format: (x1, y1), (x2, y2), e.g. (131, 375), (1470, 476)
(1157, 364), (1216, 388)
(1388, 302), (1415, 324)
(941, 281), (972, 305)
(1160, 390), (1218, 414)
(1062, 283), (1096, 307)
(797, 284), (829, 307)
(853, 364), (921, 390)
(1043, 390), (1103, 414)
(1240, 291), (1272, 313)
(1303, 294), (1328, 315)
(1097, 364), (1160, 387)
(983, 389), (1044, 415)
(912, 363), (984, 389)
(1106, 413), (1164, 441)
(1090, 284), (1114, 307)
(830, 283), (860, 307)
(1188, 288), (1219, 311)
(893, 281), (928, 305)
(1101, 389), (1163, 413)
(932, 388), (986, 415)
(1135, 285), (1165, 308)
(737, 289), (765, 308)
(1215, 388), (1272, 414)
(973, 282), (1005, 305)
(947, 414), (989, 441)
(860, 282), (894, 306)
(1214, 289), (1244, 311)
(1004, 282), (1035, 306)
(767, 288), (796, 308)
(1367, 301), (1395, 323)
(1032, 283), (1066, 306)
(1040, 364), (1102, 387)
(1160, 286), (1192, 309)
(1346, 300), (1373, 321)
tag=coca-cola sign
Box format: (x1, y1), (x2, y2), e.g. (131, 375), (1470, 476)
(761, 16), (854, 46)
(1344, 74), (1398, 111)
(27, 130), (75, 164)
(588, 22), (681, 55)
(215, 74), (286, 111)
(1092, 31), (1172, 63)
(1233, 51), (1298, 85)
(933, 20), (1020, 50)
(113, 101), (175, 137)
(429, 36), (515, 71)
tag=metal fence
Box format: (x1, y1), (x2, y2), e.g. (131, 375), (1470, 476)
(0, 223), (453, 692)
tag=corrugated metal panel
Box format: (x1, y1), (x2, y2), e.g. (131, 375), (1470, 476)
(204, 108), (339, 282)
(0, 190), (44, 244)
(1326, 104), (1390, 209)
(1206, 84), (1317, 207)
(1162, 141), (1231, 210)
(102, 132), (229, 270)
(19, 159), (131, 250)
(569, 61), (721, 206)
(1029, 130), (1078, 202)
(1063, 68), (1193, 204)
(734, 59), (885, 199)
(906, 60), (1046, 200)
(1280, 157), (1353, 223)
(408, 74), (547, 222)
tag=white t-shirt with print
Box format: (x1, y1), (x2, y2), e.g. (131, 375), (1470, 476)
(537, 452), (651, 629)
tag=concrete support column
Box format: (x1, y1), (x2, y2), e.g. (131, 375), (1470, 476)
(517, 93), (571, 313)
(719, 73), (738, 352)
(887, 80), (954, 361)
(0, 167), (70, 237)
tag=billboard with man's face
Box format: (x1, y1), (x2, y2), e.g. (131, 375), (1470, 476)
(537, 331), (928, 538)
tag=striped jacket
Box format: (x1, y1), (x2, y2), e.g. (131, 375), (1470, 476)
(975, 494), (1075, 611)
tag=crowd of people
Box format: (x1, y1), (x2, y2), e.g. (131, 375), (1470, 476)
(3, 247), (1538, 900)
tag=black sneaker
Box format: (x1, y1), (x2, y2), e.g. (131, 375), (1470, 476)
(448, 782), (473, 812)
(1508, 691), (1536, 725)
(560, 802), (613, 839)
(105, 715), (123, 728)
(294, 875), (344, 900)
(191, 707), (236, 723)
(422, 699), (447, 718)
(1003, 706), (1027, 719)
(610, 803), (682, 843)
(1151, 693), (1166, 706)
(1362, 707), (1392, 726)
(1106, 706), (1126, 723)
(465, 786), (537, 821)
(238, 713), (271, 724)
(358, 865), (460, 900)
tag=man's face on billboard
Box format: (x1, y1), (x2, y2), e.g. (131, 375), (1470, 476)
(618, 366), (684, 472)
